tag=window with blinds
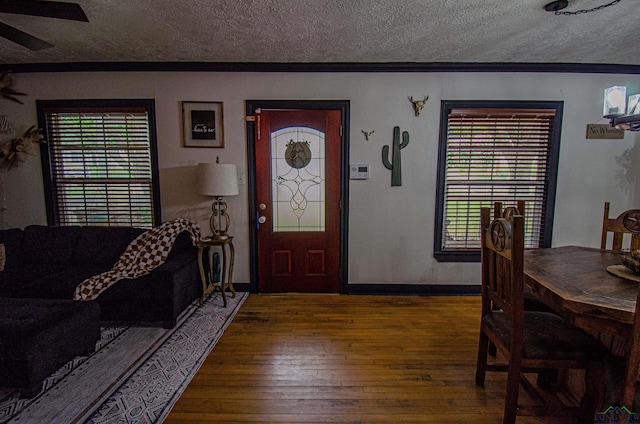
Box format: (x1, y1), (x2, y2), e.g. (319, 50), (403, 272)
(37, 100), (160, 228)
(434, 101), (562, 262)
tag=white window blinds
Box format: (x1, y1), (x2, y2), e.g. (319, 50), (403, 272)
(442, 108), (556, 250)
(43, 107), (155, 227)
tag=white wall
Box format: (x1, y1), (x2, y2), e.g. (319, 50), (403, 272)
(1, 71), (638, 287)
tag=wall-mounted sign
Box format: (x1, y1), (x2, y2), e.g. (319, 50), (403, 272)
(181, 101), (224, 148)
(586, 124), (624, 139)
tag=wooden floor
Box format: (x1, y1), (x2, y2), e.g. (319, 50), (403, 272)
(165, 294), (578, 423)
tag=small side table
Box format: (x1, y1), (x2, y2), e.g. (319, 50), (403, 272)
(197, 236), (236, 307)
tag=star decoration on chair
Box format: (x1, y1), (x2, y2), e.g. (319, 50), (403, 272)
(491, 220), (507, 252)
(623, 211), (640, 233)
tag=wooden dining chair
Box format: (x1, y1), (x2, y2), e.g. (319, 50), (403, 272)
(492, 201), (559, 391)
(599, 202), (640, 408)
(494, 200), (525, 221)
(621, 285), (640, 409)
(493, 201), (554, 312)
(601, 202), (640, 250)
(475, 207), (606, 424)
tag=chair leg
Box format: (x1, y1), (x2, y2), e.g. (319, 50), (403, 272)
(503, 360), (522, 424)
(476, 330), (489, 387)
(580, 362), (604, 423)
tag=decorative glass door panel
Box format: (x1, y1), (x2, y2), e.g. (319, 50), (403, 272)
(270, 126), (325, 232)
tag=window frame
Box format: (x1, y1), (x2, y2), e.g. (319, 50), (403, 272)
(433, 100), (563, 262)
(37, 99), (162, 227)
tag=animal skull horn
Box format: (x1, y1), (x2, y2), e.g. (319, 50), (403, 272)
(409, 95), (428, 117)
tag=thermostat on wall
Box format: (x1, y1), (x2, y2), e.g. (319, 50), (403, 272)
(350, 164), (370, 180)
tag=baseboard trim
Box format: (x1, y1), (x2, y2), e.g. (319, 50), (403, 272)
(345, 284), (481, 296)
(235, 282), (480, 296)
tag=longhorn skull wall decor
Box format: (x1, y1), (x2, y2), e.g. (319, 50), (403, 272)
(361, 130), (374, 141)
(408, 95), (428, 117)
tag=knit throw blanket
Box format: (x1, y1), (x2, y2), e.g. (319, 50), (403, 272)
(74, 218), (201, 301)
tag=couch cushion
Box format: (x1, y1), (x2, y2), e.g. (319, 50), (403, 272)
(94, 248), (195, 301)
(0, 297), (99, 338)
(22, 225), (82, 267)
(96, 276), (153, 300)
(0, 265), (109, 299)
(73, 226), (142, 266)
(0, 297), (101, 396)
(0, 244), (5, 272)
(39, 266), (110, 299)
(0, 267), (66, 297)
(166, 231), (194, 258)
(0, 228), (24, 272)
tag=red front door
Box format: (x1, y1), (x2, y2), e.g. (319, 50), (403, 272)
(255, 109), (342, 293)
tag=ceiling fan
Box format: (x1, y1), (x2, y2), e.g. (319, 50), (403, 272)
(0, 0), (88, 51)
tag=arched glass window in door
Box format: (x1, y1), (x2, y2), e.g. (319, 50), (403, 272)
(271, 126), (325, 232)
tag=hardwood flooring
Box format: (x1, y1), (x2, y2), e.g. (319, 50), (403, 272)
(165, 294), (579, 423)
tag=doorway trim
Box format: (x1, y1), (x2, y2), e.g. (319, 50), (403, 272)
(245, 100), (350, 294)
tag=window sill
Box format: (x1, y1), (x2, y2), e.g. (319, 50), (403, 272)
(434, 250), (480, 263)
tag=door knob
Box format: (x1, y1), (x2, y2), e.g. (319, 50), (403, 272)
(258, 203), (267, 210)
(258, 216), (267, 224)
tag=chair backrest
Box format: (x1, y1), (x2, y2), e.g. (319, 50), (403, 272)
(480, 207), (526, 326)
(601, 202), (640, 250)
(494, 200), (525, 220)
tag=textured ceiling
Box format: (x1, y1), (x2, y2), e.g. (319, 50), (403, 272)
(0, 0), (638, 66)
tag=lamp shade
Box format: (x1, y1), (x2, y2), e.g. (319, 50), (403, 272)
(603, 85), (627, 118)
(197, 163), (239, 197)
(628, 94), (640, 116)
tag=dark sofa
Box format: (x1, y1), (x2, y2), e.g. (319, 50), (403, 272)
(0, 297), (101, 397)
(0, 224), (201, 328)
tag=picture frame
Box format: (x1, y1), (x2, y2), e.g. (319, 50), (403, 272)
(181, 101), (224, 148)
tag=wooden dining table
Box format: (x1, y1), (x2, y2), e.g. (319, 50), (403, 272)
(524, 245), (640, 409)
(524, 245), (638, 356)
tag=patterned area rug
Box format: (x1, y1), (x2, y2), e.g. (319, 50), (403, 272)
(0, 292), (247, 424)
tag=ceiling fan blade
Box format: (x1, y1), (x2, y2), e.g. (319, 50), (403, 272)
(0, 1), (88, 22)
(0, 21), (53, 50)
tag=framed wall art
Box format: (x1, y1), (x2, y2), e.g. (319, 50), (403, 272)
(182, 101), (224, 148)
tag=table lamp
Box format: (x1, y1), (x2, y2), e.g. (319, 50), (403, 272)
(197, 159), (239, 240)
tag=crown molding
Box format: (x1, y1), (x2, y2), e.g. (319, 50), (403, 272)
(4, 61), (640, 74)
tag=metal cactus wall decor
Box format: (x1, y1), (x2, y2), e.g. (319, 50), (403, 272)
(382, 126), (409, 186)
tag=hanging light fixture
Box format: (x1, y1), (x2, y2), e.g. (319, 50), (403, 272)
(603, 86), (640, 131)
(543, 0), (620, 15)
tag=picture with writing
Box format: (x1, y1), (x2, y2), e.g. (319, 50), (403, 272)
(191, 110), (216, 140)
(182, 101), (224, 148)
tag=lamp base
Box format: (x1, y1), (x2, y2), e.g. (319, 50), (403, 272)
(209, 197), (232, 238)
(202, 233), (230, 242)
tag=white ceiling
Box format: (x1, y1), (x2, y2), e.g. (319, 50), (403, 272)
(0, 0), (638, 67)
